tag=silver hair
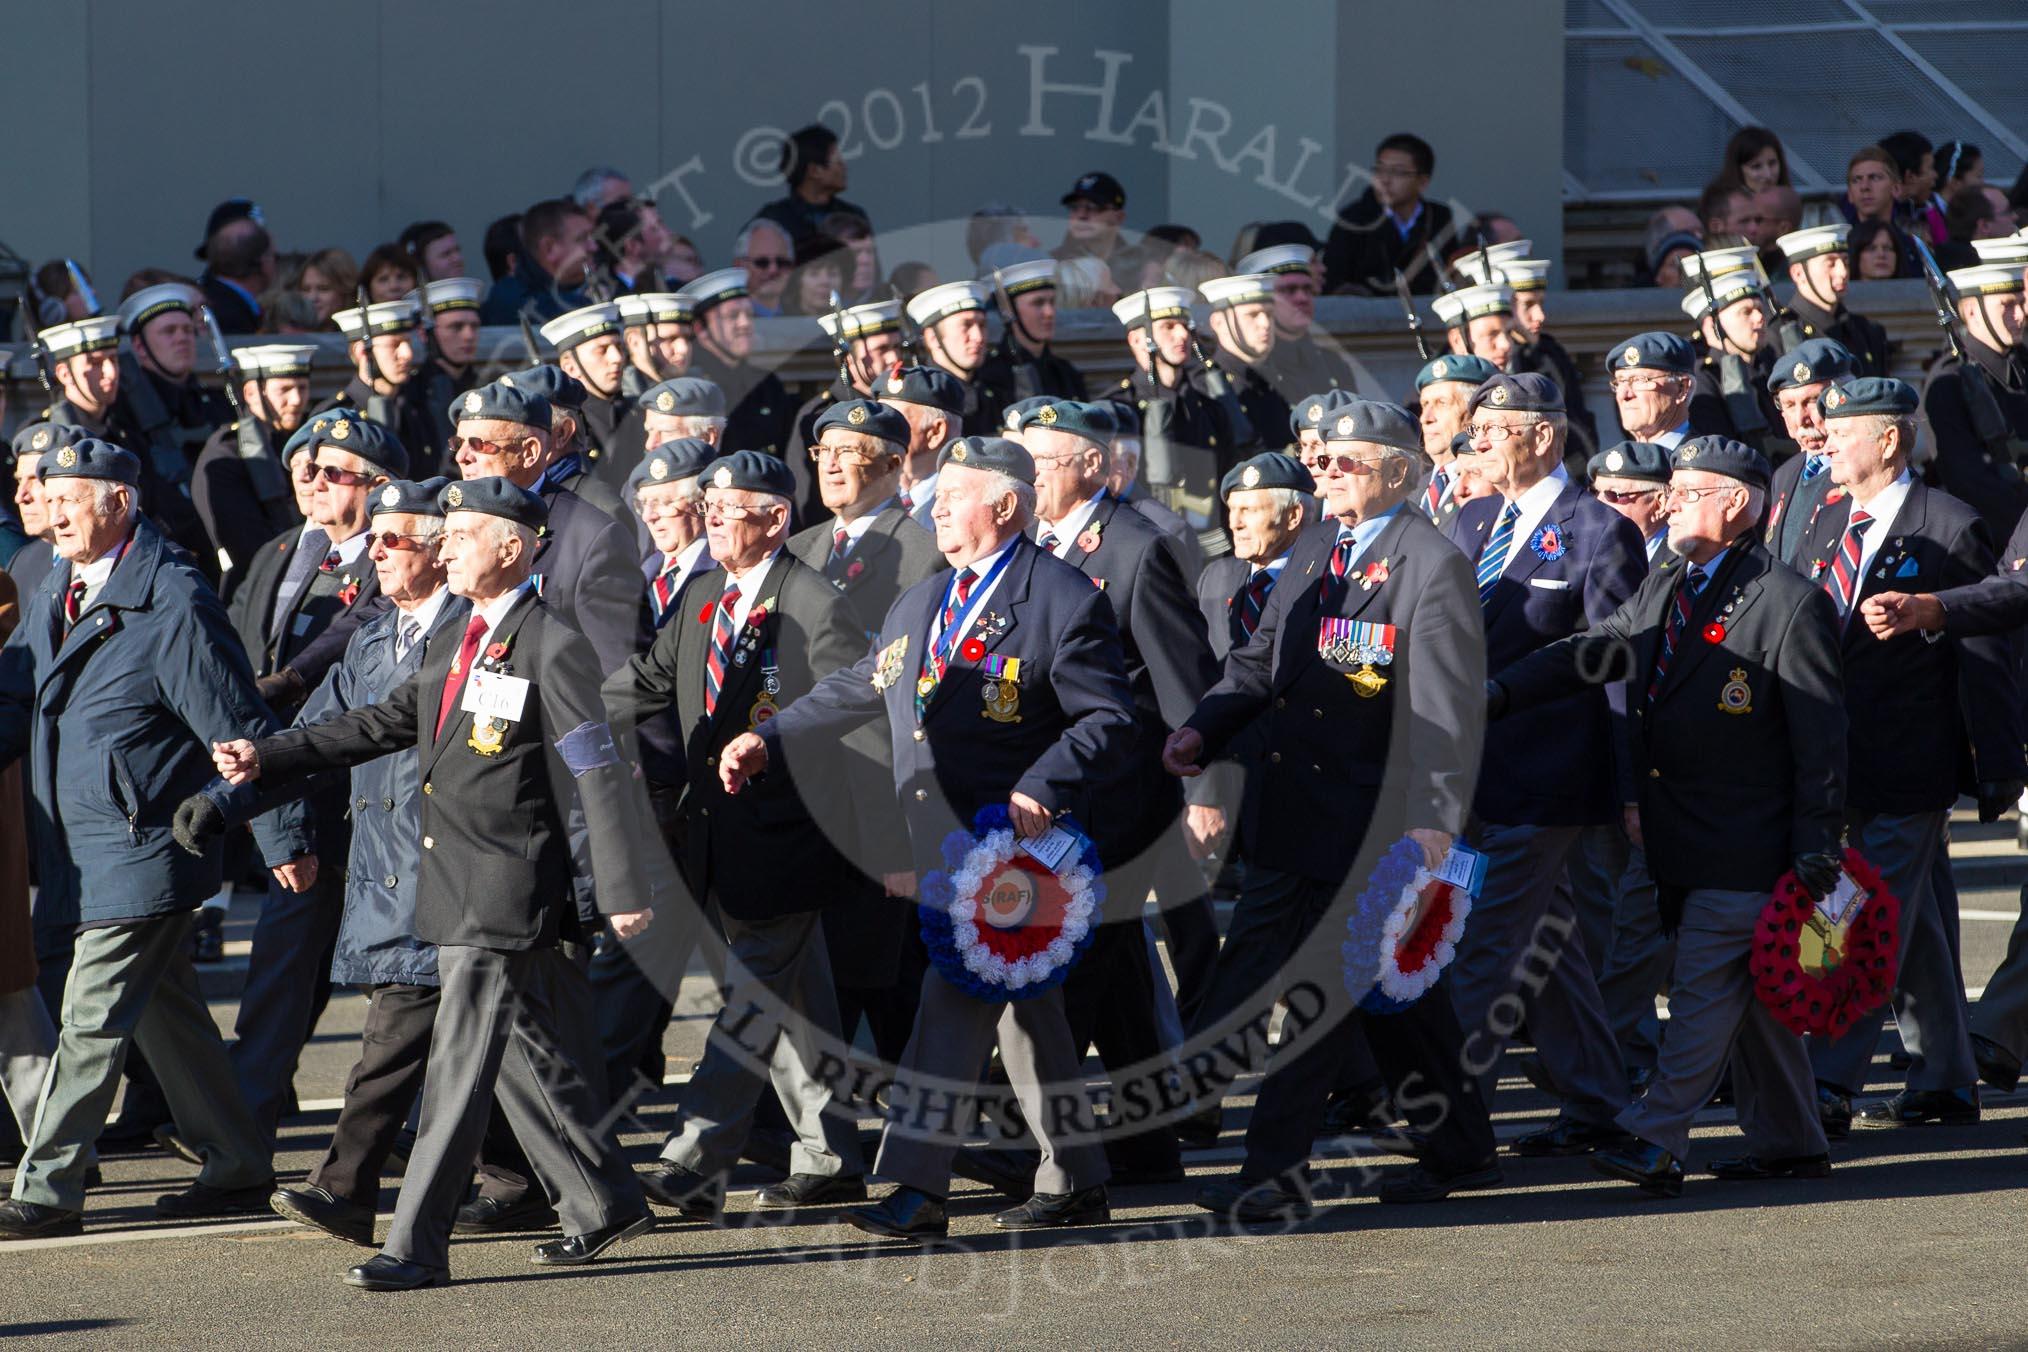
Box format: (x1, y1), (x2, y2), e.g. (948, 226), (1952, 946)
(472, 513), (537, 556)
(673, 414), (728, 438)
(89, 478), (138, 516)
(982, 471), (1037, 525)
(571, 166), (630, 210)
(733, 217), (791, 260)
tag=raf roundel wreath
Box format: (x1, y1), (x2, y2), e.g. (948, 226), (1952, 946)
(918, 805), (1102, 1001)
(1749, 848), (1899, 1039)
(1342, 837), (1474, 1014)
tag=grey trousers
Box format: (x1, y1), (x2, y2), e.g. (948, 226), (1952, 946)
(659, 908), (862, 1179)
(0, 986), (55, 1141)
(1595, 843), (1674, 1070)
(1810, 810), (1976, 1094)
(873, 967), (1109, 1198)
(1454, 821), (1630, 1125)
(1565, 823), (1626, 972)
(13, 913), (269, 1212)
(1618, 887), (1826, 1161)
(382, 944), (642, 1273)
(1971, 880), (2028, 1061)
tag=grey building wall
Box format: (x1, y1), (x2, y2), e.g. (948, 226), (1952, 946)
(0, 1), (1561, 297)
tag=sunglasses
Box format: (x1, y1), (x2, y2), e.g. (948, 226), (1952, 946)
(746, 256), (792, 272)
(311, 463), (378, 487)
(368, 530), (433, 550)
(449, 434), (525, 457)
(1595, 487), (1662, 505)
(1311, 451), (1391, 475)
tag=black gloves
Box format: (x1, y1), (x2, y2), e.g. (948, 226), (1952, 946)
(1485, 679), (1509, 720)
(172, 794), (226, 858)
(1977, 780), (2023, 825)
(255, 668), (306, 710)
(1791, 851), (1843, 904)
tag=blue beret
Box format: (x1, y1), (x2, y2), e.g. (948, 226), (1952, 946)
(371, 476), (454, 518)
(697, 448), (795, 499)
(641, 376), (727, 419)
(1415, 353), (1500, 391)
(282, 411), (340, 462)
(1607, 331), (1695, 375)
(440, 475), (548, 530)
(1289, 389), (1357, 439)
(1321, 399), (1420, 454)
(936, 435), (1035, 485)
(1671, 435), (1769, 489)
(814, 398), (911, 448)
(453, 382), (551, 432)
(1467, 371), (1563, 417)
(506, 364), (586, 411)
(1820, 375), (1918, 419)
(10, 422), (88, 465)
(1766, 337), (1856, 394)
(1021, 399), (1117, 447)
(877, 363), (965, 416)
(627, 438), (719, 495)
(308, 412), (409, 478)
(1002, 395), (1056, 433)
(36, 437), (140, 486)
(1221, 451), (1314, 499)
(1588, 441), (1672, 486)
(1449, 429), (1474, 460)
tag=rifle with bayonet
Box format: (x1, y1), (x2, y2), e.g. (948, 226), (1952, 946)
(1425, 239), (1474, 358)
(826, 288), (856, 392)
(1914, 232), (2022, 473)
(1393, 268), (1432, 361)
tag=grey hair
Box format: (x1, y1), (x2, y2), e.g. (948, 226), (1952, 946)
(733, 217), (791, 260)
(673, 414), (728, 438)
(571, 166), (630, 210)
(473, 514), (537, 557)
(1742, 484), (1767, 520)
(982, 471), (1037, 526)
(89, 478), (138, 516)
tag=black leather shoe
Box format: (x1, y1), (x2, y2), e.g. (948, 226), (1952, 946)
(1972, 1035), (2022, 1094)
(1853, 1086), (1980, 1129)
(191, 907), (226, 964)
(155, 1181), (276, 1218)
(1511, 1120), (1630, 1157)
(1887, 1049), (1913, 1071)
(271, 1184), (375, 1246)
(1376, 1160), (1502, 1203)
(530, 1212), (654, 1266)
(153, 1125), (203, 1166)
(452, 1193), (559, 1234)
(93, 1121), (163, 1157)
(1625, 1064), (1656, 1097)
(1817, 1084), (1852, 1140)
(1173, 1103), (1223, 1151)
(992, 1186), (1110, 1230)
(755, 1173), (869, 1209)
(949, 1146), (1037, 1201)
(840, 1187), (947, 1241)
(1592, 1141), (1684, 1198)
(1707, 1152), (1832, 1181)
(345, 1254), (447, 1290)
(1363, 1125), (1431, 1160)
(1319, 1086), (1388, 1136)
(1194, 1175), (1312, 1225)
(0, 1200), (82, 1239)
(638, 1162), (722, 1221)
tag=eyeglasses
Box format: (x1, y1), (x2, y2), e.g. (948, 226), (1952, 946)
(368, 530), (435, 551)
(809, 443), (884, 466)
(1311, 451), (1392, 475)
(707, 501), (783, 522)
(311, 463), (378, 487)
(1595, 488), (1662, 505)
(1465, 421), (1540, 444)
(746, 255), (792, 272)
(1609, 375), (1682, 393)
(449, 435), (524, 457)
(639, 497), (703, 518)
(1663, 484), (1741, 506)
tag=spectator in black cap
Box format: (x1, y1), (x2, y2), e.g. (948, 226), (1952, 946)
(196, 199), (276, 334)
(1053, 171), (1129, 271)
(1321, 133), (1457, 296)
(755, 124), (871, 251)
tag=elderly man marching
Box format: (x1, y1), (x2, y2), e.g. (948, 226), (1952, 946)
(1490, 435), (1845, 1195)
(715, 436), (1134, 1240)
(205, 477), (654, 1288)
(0, 441), (311, 1238)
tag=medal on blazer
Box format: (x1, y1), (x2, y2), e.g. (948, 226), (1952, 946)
(1718, 667), (1753, 715)
(1318, 619), (1395, 697)
(733, 604), (770, 667)
(979, 654), (1023, 723)
(873, 637), (908, 691)
(749, 652), (781, 728)
(468, 716), (507, 756)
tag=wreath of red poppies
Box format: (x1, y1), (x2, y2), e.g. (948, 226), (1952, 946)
(1749, 848), (1899, 1039)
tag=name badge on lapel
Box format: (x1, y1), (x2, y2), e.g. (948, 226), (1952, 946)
(1318, 619), (1396, 698)
(462, 671), (530, 723)
(872, 637), (908, 691)
(980, 653), (1022, 723)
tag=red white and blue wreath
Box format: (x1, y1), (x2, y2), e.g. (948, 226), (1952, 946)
(1341, 837), (1475, 1013)
(919, 805), (1103, 1000)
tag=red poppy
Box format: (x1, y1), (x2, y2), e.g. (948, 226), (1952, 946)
(485, 641), (509, 661)
(337, 582), (361, 607)
(1076, 531), (1102, 554)
(960, 637), (986, 662)
(846, 559), (866, 581)
(747, 605), (769, 627)
(1364, 560), (1391, 585)
(698, 603), (714, 626)
(1703, 622), (1725, 643)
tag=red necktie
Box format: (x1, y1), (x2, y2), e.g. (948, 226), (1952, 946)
(435, 614), (488, 740)
(63, 579), (87, 630)
(704, 584), (740, 716)
(1824, 509), (1872, 618)
(1236, 569), (1274, 641)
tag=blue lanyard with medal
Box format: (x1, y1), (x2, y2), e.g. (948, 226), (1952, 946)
(918, 544), (1019, 715)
